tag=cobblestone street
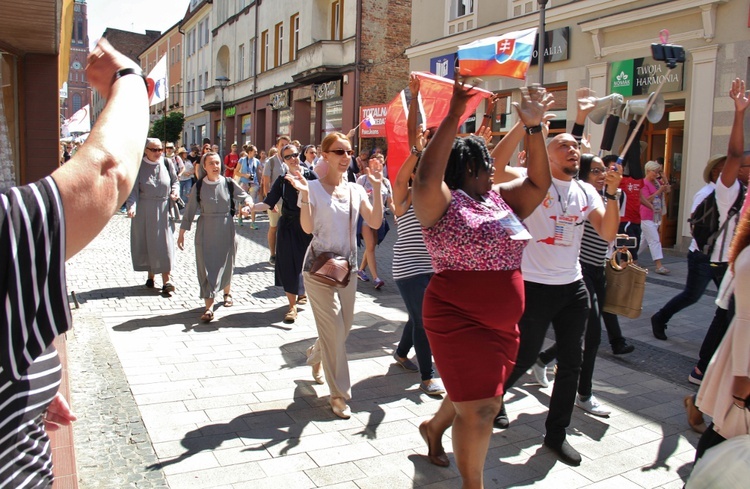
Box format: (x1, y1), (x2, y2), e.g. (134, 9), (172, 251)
(63, 213), (715, 488)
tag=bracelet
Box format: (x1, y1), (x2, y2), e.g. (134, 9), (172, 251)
(732, 394), (746, 402)
(300, 201), (310, 206)
(525, 124), (543, 135)
(604, 191), (618, 201)
(113, 68), (148, 91)
(483, 114), (492, 119)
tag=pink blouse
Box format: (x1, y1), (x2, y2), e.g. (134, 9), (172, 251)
(423, 190), (529, 273)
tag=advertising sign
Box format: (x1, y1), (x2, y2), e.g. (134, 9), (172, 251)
(241, 114), (251, 134)
(430, 53), (457, 79)
(360, 104), (387, 138)
(530, 27), (570, 65)
(610, 57), (684, 97)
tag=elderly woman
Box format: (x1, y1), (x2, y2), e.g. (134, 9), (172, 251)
(286, 132), (383, 419)
(177, 152), (253, 322)
(126, 138), (179, 295)
(639, 160), (671, 274)
(411, 80), (551, 488)
(250, 144), (317, 323)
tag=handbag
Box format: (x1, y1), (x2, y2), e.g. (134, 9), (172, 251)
(603, 249), (648, 318)
(308, 187), (354, 288)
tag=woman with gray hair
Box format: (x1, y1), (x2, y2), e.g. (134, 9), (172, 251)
(126, 138), (180, 294)
(639, 160), (671, 274)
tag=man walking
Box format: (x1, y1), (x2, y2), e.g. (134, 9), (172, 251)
(263, 135), (290, 264)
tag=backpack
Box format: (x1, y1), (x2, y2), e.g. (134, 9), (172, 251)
(688, 183), (746, 257)
(194, 177), (236, 216)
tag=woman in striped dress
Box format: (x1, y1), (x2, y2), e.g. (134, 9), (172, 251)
(391, 76), (444, 397)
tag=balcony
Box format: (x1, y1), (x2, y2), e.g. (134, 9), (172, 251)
(291, 38), (356, 85)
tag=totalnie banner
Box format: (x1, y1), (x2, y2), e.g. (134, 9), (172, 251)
(359, 104), (387, 138)
(610, 57), (684, 97)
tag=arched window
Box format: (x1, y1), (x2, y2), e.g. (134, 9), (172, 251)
(72, 93), (82, 113)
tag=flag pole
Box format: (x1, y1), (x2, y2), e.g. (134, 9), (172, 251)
(538, 0), (548, 85)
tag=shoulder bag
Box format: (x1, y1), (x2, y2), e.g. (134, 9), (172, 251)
(309, 186), (353, 288)
(603, 249), (648, 319)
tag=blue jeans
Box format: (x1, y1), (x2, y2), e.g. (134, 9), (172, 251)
(505, 279), (589, 447)
(654, 251), (724, 324)
(395, 273), (435, 381)
(180, 179), (193, 205)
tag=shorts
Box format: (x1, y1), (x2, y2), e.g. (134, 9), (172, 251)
(268, 208), (281, 226)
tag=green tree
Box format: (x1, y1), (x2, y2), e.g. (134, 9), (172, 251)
(149, 111), (185, 144)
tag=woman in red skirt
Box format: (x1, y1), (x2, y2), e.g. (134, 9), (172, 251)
(411, 79), (552, 489)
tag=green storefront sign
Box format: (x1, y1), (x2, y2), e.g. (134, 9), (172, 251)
(610, 57), (683, 96)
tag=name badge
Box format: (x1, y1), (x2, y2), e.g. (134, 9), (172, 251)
(554, 215), (577, 246)
(498, 210), (532, 241)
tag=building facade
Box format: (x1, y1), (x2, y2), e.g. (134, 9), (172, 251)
(407, 0), (749, 250)
(181, 0), (214, 148)
(197, 0), (412, 154)
(61, 0), (90, 122)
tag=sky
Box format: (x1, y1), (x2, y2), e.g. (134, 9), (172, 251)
(87, 0), (187, 49)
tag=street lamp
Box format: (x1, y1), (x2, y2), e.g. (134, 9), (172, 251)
(538, 0), (549, 85)
(216, 76), (230, 158)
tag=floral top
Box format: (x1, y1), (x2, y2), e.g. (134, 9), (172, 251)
(423, 190), (530, 273)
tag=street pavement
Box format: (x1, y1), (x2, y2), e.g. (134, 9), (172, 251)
(63, 211), (717, 488)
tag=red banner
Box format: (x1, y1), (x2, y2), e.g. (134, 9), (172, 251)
(359, 104), (387, 138)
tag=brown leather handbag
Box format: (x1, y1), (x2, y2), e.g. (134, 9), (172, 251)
(308, 187), (353, 288)
(603, 249), (648, 319)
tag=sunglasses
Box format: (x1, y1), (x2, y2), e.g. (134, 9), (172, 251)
(283, 153), (300, 160)
(328, 149), (354, 156)
(147, 147), (164, 152)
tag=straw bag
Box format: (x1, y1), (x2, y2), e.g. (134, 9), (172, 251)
(603, 249), (648, 318)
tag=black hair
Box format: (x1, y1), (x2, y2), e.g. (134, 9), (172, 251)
(578, 153), (596, 182)
(602, 154), (619, 166)
(444, 135), (492, 190)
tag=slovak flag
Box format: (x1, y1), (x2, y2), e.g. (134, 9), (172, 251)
(146, 55), (168, 106)
(457, 28), (537, 79)
(363, 114), (376, 128)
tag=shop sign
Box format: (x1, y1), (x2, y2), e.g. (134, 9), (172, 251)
(530, 27), (569, 65)
(360, 104), (387, 138)
(270, 90), (289, 109)
(430, 53), (457, 79)
(225, 106), (236, 117)
(610, 57), (684, 97)
(278, 108), (292, 137)
(241, 114), (251, 134)
(314, 81), (341, 102)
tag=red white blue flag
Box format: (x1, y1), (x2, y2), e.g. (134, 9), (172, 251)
(146, 55), (168, 106)
(457, 28), (537, 79)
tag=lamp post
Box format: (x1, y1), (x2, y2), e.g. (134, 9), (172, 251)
(216, 76), (230, 158)
(538, 0), (549, 85)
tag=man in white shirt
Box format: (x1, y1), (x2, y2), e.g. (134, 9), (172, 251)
(494, 133), (620, 466)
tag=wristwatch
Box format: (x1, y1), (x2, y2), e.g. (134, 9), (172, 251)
(604, 191), (618, 201)
(525, 124), (543, 135)
(411, 145), (422, 157)
(113, 67), (148, 91)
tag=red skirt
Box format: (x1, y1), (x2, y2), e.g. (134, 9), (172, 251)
(423, 269), (523, 402)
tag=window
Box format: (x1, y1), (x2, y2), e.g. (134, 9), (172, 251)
(238, 44), (245, 80)
(204, 20), (209, 46)
(198, 21), (203, 47)
(176, 43), (181, 61)
(170, 47), (175, 65)
(72, 93), (82, 113)
(175, 83), (180, 105)
(198, 74), (203, 102)
(274, 22), (284, 68)
(331, 0), (343, 40)
(290, 14), (299, 61)
(78, 20), (84, 43)
(261, 30), (269, 72)
(510, 0), (549, 17)
(187, 80), (192, 105)
(248, 38), (256, 77)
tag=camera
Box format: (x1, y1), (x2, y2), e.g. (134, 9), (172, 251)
(651, 43), (685, 69)
(615, 236), (638, 249)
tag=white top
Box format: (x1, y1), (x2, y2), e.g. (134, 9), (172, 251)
(711, 178), (741, 262)
(300, 180), (367, 269)
(356, 174), (392, 208)
(521, 177), (602, 285)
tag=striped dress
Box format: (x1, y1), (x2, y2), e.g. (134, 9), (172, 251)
(0, 177), (71, 488)
(392, 206), (433, 281)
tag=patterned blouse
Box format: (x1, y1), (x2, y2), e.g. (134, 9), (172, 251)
(423, 190), (529, 273)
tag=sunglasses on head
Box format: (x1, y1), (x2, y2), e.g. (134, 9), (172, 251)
(283, 153), (299, 160)
(328, 149), (354, 156)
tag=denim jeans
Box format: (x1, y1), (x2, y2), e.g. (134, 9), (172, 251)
(395, 273), (435, 381)
(505, 279), (589, 446)
(654, 251), (723, 324)
(179, 179), (193, 205)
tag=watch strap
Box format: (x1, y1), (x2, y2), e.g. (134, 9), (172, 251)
(113, 68), (148, 91)
(525, 124), (543, 135)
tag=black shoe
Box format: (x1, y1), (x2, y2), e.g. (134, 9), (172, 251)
(145, 278), (155, 288)
(162, 282), (175, 295)
(494, 404), (509, 429)
(269, 255), (276, 265)
(544, 439), (581, 466)
(612, 341), (635, 355)
(651, 315), (667, 340)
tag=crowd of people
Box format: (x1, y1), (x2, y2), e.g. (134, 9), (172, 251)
(3, 37), (749, 489)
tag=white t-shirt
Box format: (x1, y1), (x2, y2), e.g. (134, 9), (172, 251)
(710, 178), (741, 262)
(521, 177), (602, 285)
(300, 180), (367, 269)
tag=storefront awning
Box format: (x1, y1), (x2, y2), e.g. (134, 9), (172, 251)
(0, 0), (63, 56)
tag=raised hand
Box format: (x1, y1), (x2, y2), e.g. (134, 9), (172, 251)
(474, 125), (493, 146)
(730, 78), (750, 112)
(448, 75), (476, 119)
(285, 170), (309, 193)
(408, 73), (420, 96)
(512, 84), (554, 128)
(415, 125), (429, 152)
(365, 158), (383, 186)
(580, 132), (592, 154)
(605, 163), (623, 194)
(576, 87), (598, 117)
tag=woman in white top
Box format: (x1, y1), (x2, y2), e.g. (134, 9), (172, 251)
(286, 132), (384, 419)
(356, 153), (394, 289)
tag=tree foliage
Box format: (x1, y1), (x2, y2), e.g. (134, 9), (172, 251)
(149, 111), (185, 144)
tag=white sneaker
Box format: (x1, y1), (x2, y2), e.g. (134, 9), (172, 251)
(531, 360), (550, 388)
(575, 394), (611, 417)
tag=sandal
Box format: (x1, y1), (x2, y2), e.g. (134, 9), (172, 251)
(284, 305), (297, 323)
(655, 266), (671, 275)
(200, 309), (214, 322)
(297, 295), (308, 305)
(223, 293), (233, 307)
